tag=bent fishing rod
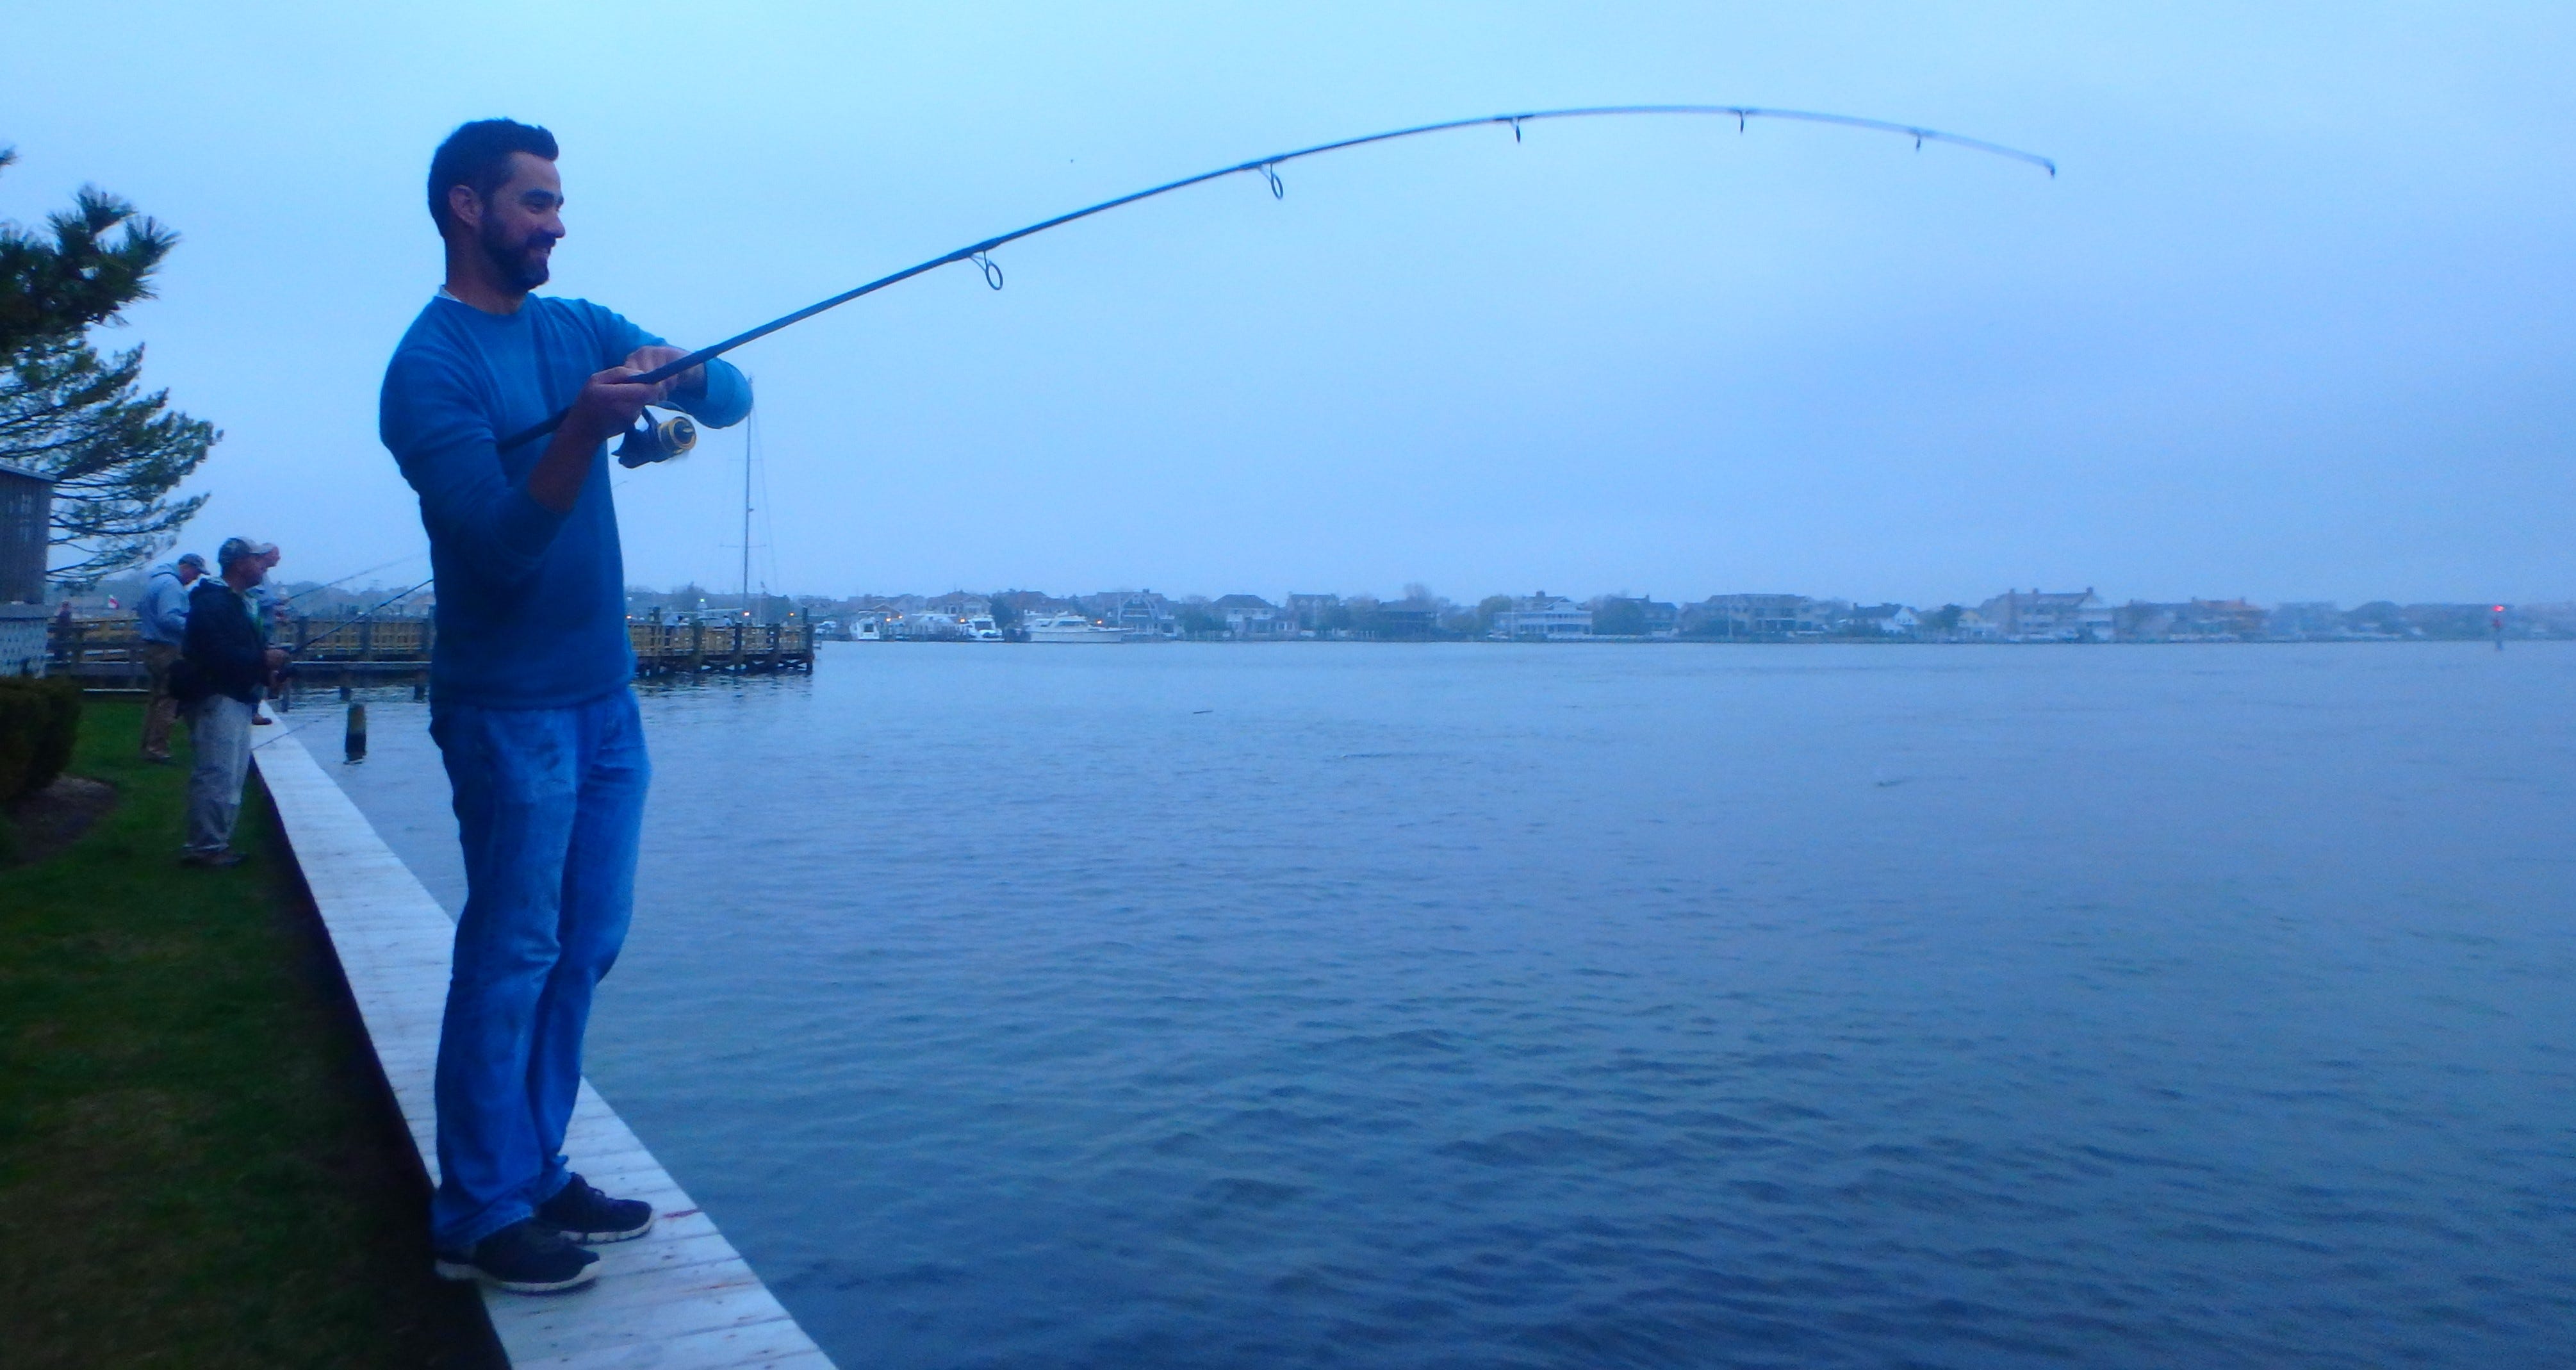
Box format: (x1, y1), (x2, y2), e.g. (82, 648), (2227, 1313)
(504, 103), (2055, 459)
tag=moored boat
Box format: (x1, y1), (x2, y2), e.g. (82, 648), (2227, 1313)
(1025, 613), (1128, 643)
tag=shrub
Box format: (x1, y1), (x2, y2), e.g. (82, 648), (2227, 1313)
(0, 676), (83, 802)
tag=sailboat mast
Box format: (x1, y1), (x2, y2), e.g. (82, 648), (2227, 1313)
(742, 403), (756, 620)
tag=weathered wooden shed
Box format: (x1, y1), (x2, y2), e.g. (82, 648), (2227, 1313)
(0, 459), (50, 605)
(0, 460), (53, 675)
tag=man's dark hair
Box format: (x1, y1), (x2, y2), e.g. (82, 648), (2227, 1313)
(427, 119), (558, 234)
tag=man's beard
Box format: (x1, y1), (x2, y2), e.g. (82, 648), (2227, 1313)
(478, 217), (554, 292)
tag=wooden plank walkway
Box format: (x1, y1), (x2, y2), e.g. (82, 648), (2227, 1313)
(253, 720), (837, 1369)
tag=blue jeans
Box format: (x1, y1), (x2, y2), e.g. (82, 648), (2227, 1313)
(428, 688), (650, 1251)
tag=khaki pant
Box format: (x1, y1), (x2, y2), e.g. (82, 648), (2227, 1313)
(185, 694), (255, 855)
(141, 641), (182, 759)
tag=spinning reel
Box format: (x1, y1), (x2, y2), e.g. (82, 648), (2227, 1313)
(614, 408), (698, 468)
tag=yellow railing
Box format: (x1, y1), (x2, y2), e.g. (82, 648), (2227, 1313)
(54, 613), (810, 677)
(47, 616), (144, 664)
(295, 616), (431, 660)
(628, 618), (812, 672)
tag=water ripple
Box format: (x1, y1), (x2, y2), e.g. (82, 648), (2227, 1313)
(320, 643), (2576, 1367)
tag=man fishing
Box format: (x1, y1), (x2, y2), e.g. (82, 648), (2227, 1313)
(134, 550), (205, 762)
(380, 118), (750, 1294)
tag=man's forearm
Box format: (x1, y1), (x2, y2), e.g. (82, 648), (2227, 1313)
(530, 362), (673, 511)
(526, 415), (603, 513)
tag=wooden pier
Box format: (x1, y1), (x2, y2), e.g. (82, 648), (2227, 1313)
(627, 618), (815, 677)
(47, 615), (814, 689)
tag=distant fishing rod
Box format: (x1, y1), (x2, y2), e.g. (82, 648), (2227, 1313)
(504, 103), (2055, 459)
(278, 550), (429, 606)
(288, 575), (434, 659)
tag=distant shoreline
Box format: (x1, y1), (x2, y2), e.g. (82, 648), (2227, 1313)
(833, 634), (2544, 647)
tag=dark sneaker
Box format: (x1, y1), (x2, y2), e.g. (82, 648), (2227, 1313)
(181, 849), (243, 868)
(434, 1219), (600, 1293)
(536, 1174), (655, 1244)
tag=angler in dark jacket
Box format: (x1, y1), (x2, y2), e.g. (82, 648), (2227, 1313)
(177, 536), (284, 867)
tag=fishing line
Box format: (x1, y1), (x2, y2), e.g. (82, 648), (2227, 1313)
(288, 575), (436, 659)
(250, 711), (341, 752)
(277, 549), (430, 605)
(502, 103), (2053, 454)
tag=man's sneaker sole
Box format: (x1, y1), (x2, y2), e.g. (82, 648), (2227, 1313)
(433, 1254), (600, 1294)
(544, 1210), (655, 1244)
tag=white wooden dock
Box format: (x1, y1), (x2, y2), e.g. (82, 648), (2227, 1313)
(254, 722), (837, 1369)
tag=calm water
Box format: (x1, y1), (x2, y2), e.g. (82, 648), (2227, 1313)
(320, 643), (2576, 1368)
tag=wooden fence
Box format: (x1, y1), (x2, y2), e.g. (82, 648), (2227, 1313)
(50, 613), (812, 687)
(629, 618), (813, 675)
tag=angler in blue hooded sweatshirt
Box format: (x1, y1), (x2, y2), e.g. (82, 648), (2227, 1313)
(379, 119), (749, 1295)
(134, 550), (206, 761)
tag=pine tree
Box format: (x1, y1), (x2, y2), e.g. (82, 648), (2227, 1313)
(0, 146), (218, 584)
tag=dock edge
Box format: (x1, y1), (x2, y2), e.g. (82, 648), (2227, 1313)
(254, 720), (837, 1369)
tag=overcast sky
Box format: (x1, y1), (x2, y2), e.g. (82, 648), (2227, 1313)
(6, 2), (2571, 606)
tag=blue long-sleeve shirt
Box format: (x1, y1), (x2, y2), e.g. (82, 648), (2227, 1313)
(135, 562), (192, 644)
(379, 295), (749, 709)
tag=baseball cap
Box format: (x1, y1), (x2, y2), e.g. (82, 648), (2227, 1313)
(217, 537), (278, 567)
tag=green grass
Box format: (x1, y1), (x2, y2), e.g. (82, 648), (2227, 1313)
(0, 702), (500, 1368)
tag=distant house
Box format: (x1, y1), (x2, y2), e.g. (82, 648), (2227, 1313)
(2398, 603), (2507, 640)
(1591, 595), (1680, 638)
(1847, 603), (1919, 637)
(2190, 598), (2268, 638)
(1284, 593), (1341, 636)
(2268, 602), (2347, 640)
(992, 590), (1075, 627)
(1082, 590), (1179, 639)
(2115, 601), (2179, 641)
(2512, 602), (2576, 638)
(1211, 593), (1292, 640)
(1682, 593), (1815, 640)
(1361, 598), (1441, 640)
(1489, 593), (1591, 641)
(1978, 588), (2113, 642)
(924, 591), (992, 619)
(2117, 598), (2270, 641)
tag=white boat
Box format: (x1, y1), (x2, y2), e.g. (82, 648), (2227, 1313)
(1025, 613), (1126, 643)
(965, 615), (1005, 642)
